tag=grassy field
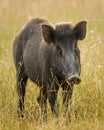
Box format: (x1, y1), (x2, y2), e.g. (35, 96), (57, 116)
(0, 0), (104, 129)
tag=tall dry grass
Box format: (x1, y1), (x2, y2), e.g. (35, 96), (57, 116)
(0, 0), (104, 129)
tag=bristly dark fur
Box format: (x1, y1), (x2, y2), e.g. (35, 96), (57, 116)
(55, 23), (74, 41)
(13, 18), (87, 120)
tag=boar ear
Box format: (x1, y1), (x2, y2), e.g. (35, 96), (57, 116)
(41, 24), (55, 43)
(74, 21), (87, 40)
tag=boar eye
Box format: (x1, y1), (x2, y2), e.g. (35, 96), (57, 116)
(56, 45), (63, 56)
(73, 44), (77, 50)
(73, 41), (77, 51)
(73, 44), (80, 55)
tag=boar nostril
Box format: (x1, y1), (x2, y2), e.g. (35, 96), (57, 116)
(76, 77), (81, 84)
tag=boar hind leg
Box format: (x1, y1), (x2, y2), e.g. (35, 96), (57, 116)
(37, 87), (47, 121)
(16, 63), (28, 118)
(48, 82), (59, 117)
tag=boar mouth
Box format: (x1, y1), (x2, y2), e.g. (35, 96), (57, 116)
(66, 75), (81, 86)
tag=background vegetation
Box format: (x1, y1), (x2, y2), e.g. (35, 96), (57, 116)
(0, 0), (104, 129)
